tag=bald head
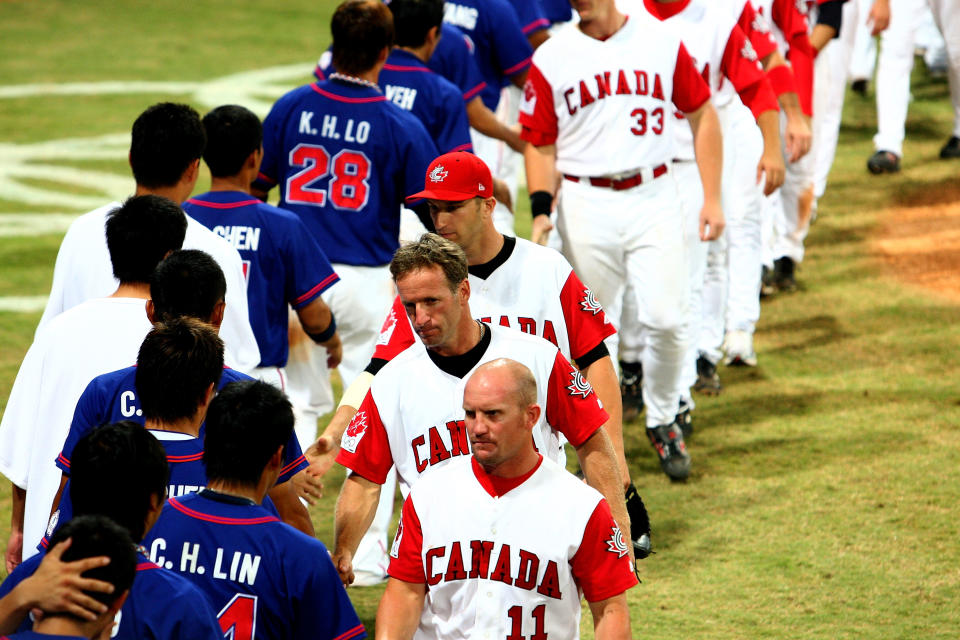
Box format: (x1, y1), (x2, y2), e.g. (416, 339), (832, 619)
(468, 359), (537, 409)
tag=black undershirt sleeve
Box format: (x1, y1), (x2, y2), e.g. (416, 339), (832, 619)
(574, 341), (610, 370)
(364, 358), (388, 375)
(816, 0), (843, 35)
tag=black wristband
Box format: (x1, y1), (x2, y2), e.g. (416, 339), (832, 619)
(308, 314), (337, 344)
(530, 190), (552, 219)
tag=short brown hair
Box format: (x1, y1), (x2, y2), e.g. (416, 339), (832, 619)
(390, 233), (468, 292)
(331, 0), (394, 75)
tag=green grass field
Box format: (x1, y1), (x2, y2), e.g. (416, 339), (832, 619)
(2, 1), (959, 638)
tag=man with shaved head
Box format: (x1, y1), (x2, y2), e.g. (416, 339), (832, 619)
(331, 233), (629, 585)
(376, 358), (637, 640)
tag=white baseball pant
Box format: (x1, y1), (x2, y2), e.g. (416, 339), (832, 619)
(926, 0), (960, 139)
(874, 0), (927, 156)
(558, 172), (689, 428)
(773, 110), (816, 264)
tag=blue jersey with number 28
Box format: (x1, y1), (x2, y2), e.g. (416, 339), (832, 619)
(255, 79), (438, 267)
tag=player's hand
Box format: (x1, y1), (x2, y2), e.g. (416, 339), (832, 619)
(21, 538), (113, 621)
(531, 215), (553, 246)
(698, 200), (725, 241)
(6, 529), (23, 574)
(332, 549), (355, 586)
(757, 149), (785, 196)
(305, 434), (340, 480)
(784, 114), (812, 163)
(321, 333), (343, 369)
(868, 0), (890, 35)
(291, 468), (324, 505)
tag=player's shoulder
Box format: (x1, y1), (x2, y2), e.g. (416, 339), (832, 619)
(382, 99), (433, 138)
(221, 366), (255, 386)
(183, 215), (243, 264)
(269, 83), (320, 113)
(58, 201), (121, 247)
(410, 455), (474, 497)
(89, 365), (137, 390)
(536, 456), (601, 497)
(133, 557), (206, 597)
(374, 342), (428, 380)
(511, 237), (574, 274)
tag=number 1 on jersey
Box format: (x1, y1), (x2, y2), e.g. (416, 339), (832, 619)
(506, 604), (547, 640)
(286, 143), (371, 211)
(218, 593), (258, 640)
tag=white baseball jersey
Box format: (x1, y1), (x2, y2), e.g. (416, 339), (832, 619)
(370, 236), (616, 367)
(0, 298), (153, 555)
(388, 456), (637, 640)
(37, 202), (261, 373)
(517, 12), (711, 175)
(335, 324), (609, 495)
(638, 0), (774, 160)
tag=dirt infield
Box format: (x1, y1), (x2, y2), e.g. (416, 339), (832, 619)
(874, 188), (960, 303)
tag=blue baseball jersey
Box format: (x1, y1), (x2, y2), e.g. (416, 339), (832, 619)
(537, 0), (573, 24)
(145, 490), (366, 640)
(506, 0), (550, 38)
(56, 366), (307, 484)
(427, 24), (488, 103)
(0, 550), (222, 640)
(379, 49), (473, 154)
(254, 79), (438, 266)
(183, 191), (340, 368)
(1, 633), (86, 640)
(44, 433), (279, 551)
(442, 0), (533, 110)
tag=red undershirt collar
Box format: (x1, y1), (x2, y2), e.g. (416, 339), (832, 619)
(643, 0), (690, 20)
(471, 454), (544, 498)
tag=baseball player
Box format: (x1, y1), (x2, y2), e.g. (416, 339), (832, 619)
(377, 359), (636, 640)
(441, 0), (534, 233)
(144, 380), (367, 640)
(866, 0), (960, 172)
(0, 196), (186, 572)
(184, 105), (342, 446)
(331, 234), (628, 585)
(47, 252), (312, 543)
(0, 517), (137, 640)
(0, 422), (223, 640)
(752, 0), (816, 292)
(311, 152), (651, 555)
(519, 0), (723, 480)
(616, 0), (783, 429)
(316, 21), (527, 157)
(253, 0), (438, 447)
(35, 102), (260, 373)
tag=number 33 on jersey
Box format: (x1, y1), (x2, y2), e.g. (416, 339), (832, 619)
(254, 79), (438, 267)
(518, 11), (711, 178)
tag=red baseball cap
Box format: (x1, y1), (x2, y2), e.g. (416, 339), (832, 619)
(406, 152), (493, 202)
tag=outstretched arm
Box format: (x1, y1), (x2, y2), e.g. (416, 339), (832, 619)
(375, 578), (426, 640)
(333, 473), (382, 585)
(523, 142), (558, 245)
(574, 429), (632, 562)
(589, 593), (632, 640)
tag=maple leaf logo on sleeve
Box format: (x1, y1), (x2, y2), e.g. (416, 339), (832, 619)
(566, 366), (594, 398)
(341, 410), (369, 453)
(605, 526), (629, 558)
(579, 288), (603, 315)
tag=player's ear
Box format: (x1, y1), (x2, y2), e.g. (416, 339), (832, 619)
(525, 403), (541, 429)
(246, 147), (261, 173)
(145, 299), (156, 324)
(209, 299), (225, 330)
(377, 45), (390, 65)
(269, 445), (284, 469)
(459, 277), (471, 302)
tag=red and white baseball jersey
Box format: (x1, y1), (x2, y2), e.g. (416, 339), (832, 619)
(639, 0), (778, 161)
(389, 455), (638, 640)
(370, 236), (616, 367)
(517, 11), (711, 175)
(335, 324), (609, 494)
(752, 0), (814, 115)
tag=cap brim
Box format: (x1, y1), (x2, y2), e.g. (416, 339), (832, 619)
(405, 188), (478, 203)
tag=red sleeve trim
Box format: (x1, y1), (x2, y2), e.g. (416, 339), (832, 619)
(739, 1), (778, 60)
(545, 351), (608, 448)
(334, 392), (394, 485)
(570, 501), (639, 602)
(370, 296), (417, 363)
(256, 171), (277, 186)
(56, 452), (71, 469)
(522, 18), (551, 34)
(517, 64), (558, 145)
(331, 624), (367, 640)
(503, 57), (532, 76)
(448, 142), (474, 153)
(279, 454), (308, 477)
(739, 78), (779, 119)
(463, 82), (487, 101)
(387, 495), (427, 583)
(293, 273), (340, 307)
(671, 43), (711, 114)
